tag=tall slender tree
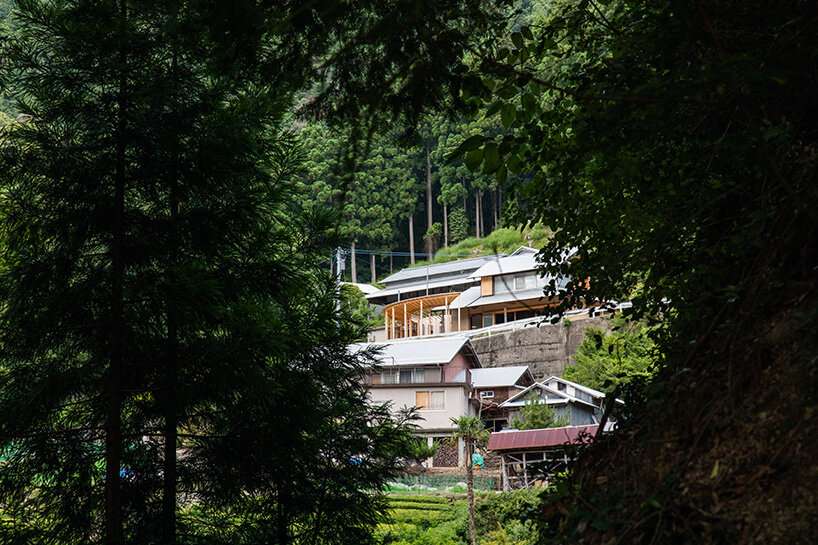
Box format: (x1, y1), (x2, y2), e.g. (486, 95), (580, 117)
(0, 0), (508, 542)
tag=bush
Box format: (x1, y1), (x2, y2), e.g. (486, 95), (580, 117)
(564, 317), (658, 394)
(430, 223), (552, 265)
(509, 394), (569, 430)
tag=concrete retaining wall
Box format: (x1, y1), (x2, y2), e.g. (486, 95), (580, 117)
(470, 317), (610, 379)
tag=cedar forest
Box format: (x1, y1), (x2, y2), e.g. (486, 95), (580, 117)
(0, 1), (816, 545)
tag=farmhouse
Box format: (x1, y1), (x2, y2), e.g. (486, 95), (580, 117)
(366, 247), (570, 341)
(470, 366), (535, 432)
(350, 336), (481, 467)
(499, 376), (610, 427)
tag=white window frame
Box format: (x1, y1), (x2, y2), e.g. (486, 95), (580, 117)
(480, 390), (495, 399)
(416, 390), (445, 410)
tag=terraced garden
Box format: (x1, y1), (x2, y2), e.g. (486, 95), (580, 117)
(376, 490), (539, 545)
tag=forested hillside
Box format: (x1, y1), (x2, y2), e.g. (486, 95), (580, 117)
(454, 1), (818, 543)
(295, 115), (515, 277)
(1, 0), (816, 544)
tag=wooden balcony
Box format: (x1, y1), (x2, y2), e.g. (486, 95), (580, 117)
(382, 292), (464, 340)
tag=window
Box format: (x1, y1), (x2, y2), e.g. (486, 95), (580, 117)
(515, 310), (534, 321)
(514, 275), (527, 290)
(381, 368), (441, 384)
(494, 312), (506, 325)
(557, 382), (566, 392)
(400, 369), (413, 384)
(470, 314), (483, 329)
(416, 390), (445, 410)
(482, 314), (493, 328)
(480, 390), (495, 399)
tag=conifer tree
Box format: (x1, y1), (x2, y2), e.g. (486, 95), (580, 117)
(0, 0), (505, 542)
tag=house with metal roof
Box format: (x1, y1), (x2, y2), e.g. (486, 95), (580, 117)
(369, 247), (574, 341)
(470, 366), (535, 432)
(499, 378), (606, 427)
(351, 336), (482, 468)
(487, 424), (598, 490)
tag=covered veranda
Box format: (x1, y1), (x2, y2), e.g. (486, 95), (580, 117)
(383, 292), (464, 340)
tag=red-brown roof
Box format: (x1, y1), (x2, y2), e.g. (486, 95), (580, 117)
(487, 425), (598, 452)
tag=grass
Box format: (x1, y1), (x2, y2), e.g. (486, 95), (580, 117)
(416, 223), (553, 266)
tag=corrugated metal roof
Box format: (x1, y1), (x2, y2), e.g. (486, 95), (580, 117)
(349, 336), (479, 367)
(365, 277), (477, 301)
(470, 246), (578, 279)
(379, 255), (499, 285)
(436, 286), (482, 310)
(471, 366), (531, 388)
(465, 287), (550, 308)
(487, 425), (598, 452)
(470, 253), (538, 279)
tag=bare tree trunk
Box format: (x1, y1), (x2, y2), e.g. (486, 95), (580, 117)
(466, 439), (477, 545)
(389, 252), (393, 273)
(477, 190), (486, 238)
(493, 189), (498, 231)
(474, 195), (478, 238)
(409, 215), (415, 265)
(443, 203), (448, 247)
(370, 253), (376, 284)
(425, 146), (434, 259)
(497, 187), (503, 226)
(350, 241), (357, 283)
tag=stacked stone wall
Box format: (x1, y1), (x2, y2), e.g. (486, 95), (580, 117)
(470, 317), (610, 379)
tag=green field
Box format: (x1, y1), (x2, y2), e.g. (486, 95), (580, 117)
(377, 490), (539, 545)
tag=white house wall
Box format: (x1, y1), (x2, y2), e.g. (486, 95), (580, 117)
(368, 385), (472, 431)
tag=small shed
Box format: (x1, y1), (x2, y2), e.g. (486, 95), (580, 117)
(487, 425), (598, 490)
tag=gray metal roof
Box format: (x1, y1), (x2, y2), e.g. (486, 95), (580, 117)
(435, 286), (482, 310)
(365, 276), (477, 301)
(465, 287), (548, 308)
(470, 252), (538, 279)
(379, 255), (501, 285)
(542, 376), (606, 399)
(471, 366), (531, 388)
(500, 382), (598, 409)
(349, 336), (480, 367)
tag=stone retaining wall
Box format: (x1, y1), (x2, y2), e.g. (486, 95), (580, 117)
(470, 317), (610, 379)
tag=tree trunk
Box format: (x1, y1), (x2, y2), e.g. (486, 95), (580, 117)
(389, 252), (393, 273)
(474, 192), (480, 238)
(350, 241), (357, 283)
(409, 215), (415, 265)
(106, 2), (127, 543)
(477, 190), (486, 238)
(466, 439), (477, 545)
(493, 189), (498, 231)
(162, 47), (179, 545)
(497, 187), (503, 227)
(425, 146), (434, 259)
(443, 203), (448, 248)
(370, 253), (376, 284)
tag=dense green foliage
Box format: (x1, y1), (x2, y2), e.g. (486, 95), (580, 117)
(454, 0), (818, 543)
(509, 395), (568, 430)
(377, 491), (539, 545)
(296, 114), (517, 278)
(417, 223), (551, 265)
(0, 0), (509, 543)
(564, 319), (657, 394)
